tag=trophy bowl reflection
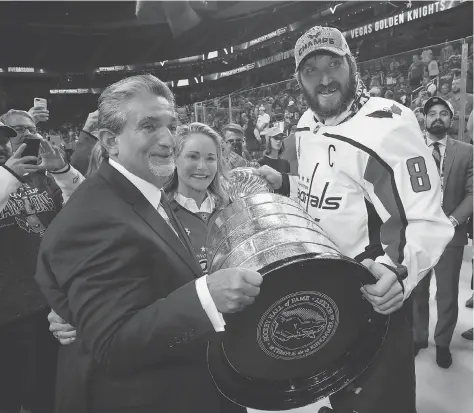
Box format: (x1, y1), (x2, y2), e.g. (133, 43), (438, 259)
(207, 168), (389, 411)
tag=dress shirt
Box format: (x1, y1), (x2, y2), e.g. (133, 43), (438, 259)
(108, 159), (225, 332)
(424, 136), (459, 226)
(426, 135), (447, 161)
(174, 192), (215, 214)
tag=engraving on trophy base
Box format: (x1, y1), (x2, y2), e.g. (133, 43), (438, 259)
(257, 291), (339, 360)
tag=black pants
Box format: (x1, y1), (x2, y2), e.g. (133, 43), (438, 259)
(0, 309), (58, 413)
(329, 297), (416, 413)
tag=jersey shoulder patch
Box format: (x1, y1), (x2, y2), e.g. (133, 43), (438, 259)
(366, 104), (403, 119)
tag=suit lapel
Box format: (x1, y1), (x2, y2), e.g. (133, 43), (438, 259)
(159, 192), (203, 277)
(443, 138), (456, 187)
(98, 161), (202, 278)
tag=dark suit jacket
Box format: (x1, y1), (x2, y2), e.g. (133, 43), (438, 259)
(35, 161), (244, 413)
(442, 138), (473, 246)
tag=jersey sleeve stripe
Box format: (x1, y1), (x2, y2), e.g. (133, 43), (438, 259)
(296, 127), (310, 132)
(323, 132), (408, 267)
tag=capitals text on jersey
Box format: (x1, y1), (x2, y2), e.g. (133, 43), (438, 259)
(297, 182), (342, 210)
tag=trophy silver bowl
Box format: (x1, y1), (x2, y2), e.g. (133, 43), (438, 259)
(206, 172), (389, 411)
(227, 167), (273, 203)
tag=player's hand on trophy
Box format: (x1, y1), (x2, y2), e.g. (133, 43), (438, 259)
(255, 165), (283, 190)
(207, 268), (263, 313)
(48, 309), (77, 345)
(360, 259), (404, 315)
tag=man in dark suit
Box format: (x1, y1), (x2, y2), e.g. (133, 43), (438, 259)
(35, 74), (262, 413)
(414, 97), (473, 368)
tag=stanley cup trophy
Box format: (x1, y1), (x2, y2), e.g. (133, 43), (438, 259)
(207, 168), (389, 411)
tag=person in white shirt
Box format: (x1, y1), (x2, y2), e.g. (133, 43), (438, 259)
(35, 74), (259, 413)
(256, 105), (270, 146)
(257, 25), (454, 413)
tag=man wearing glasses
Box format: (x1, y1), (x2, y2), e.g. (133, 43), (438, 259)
(222, 123), (260, 170)
(0, 110), (83, 413)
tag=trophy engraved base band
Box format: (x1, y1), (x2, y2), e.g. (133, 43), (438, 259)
(206, 179), (389, 410)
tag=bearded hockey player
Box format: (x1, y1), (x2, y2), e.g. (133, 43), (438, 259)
(257, 26), (454, 413)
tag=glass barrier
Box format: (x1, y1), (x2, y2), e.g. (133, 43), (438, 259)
(194, 37), (472, 142)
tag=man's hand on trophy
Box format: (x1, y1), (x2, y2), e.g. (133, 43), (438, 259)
(254, 165), (283, 190)
(360, 259), (404, 315)
(207, 268), (263, 313)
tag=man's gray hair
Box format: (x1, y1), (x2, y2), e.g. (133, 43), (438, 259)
(0, 109), (35, 126)
(98, 74), (175, 135)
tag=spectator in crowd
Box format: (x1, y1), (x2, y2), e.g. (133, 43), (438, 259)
(256, 105), (270, 147)
(70, 110), (98, 175)
(384, 90), (395, 100)
(427, 52), (440, 79)
(257, 127), (290, 195)
(408, 54), (424, 88)
(413, 90), (431, 110)
(222, 123), (260, 170)
(440, 62), (454, 85)
(439, 82), (453, 101)
(414, 107), (427, 132)
(369, 86), (382, 97)
(440, 40), (455, 68)
(422, 75), (431, 88)
(241, 107), (260, 159)
(35, 74), (259, 413)
(285, 100), (300, 134)
(413, 97), (473, 368)
(0, 123), (13, 165)
(281, 124), (298, 175)
(0, 111), (83, 413)
(447, 47), (462, 72)
(448, 77), (474, 138)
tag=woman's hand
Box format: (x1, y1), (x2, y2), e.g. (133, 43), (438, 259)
(48, 310), (77, 345)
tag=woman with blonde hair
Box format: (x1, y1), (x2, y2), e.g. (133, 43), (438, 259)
(85, 141), (108, 176)
(164, 122), (229, 274)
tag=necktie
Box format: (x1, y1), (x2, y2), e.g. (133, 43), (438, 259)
(432, 142), (441, 173)
(159, 192), (195, 257)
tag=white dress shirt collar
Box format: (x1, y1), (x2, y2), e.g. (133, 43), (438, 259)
(426, 135), (448, 148)
(109, 158), (162, 208)
(174, 192), (215, 214)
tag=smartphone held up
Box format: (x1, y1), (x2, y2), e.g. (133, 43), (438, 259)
(34, 98), (47, 109)
(22, 138), (41, 165)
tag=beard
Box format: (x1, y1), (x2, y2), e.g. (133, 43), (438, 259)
(301, 68), (358, 119)
(148, 157), (175, 177)
(426, 121), (449, 137)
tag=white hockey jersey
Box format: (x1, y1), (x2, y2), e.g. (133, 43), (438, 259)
(293, 97), (454, 297)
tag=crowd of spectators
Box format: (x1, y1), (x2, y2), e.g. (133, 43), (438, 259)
(15, 38), (473, 165)
(191, 37), (473, 150)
